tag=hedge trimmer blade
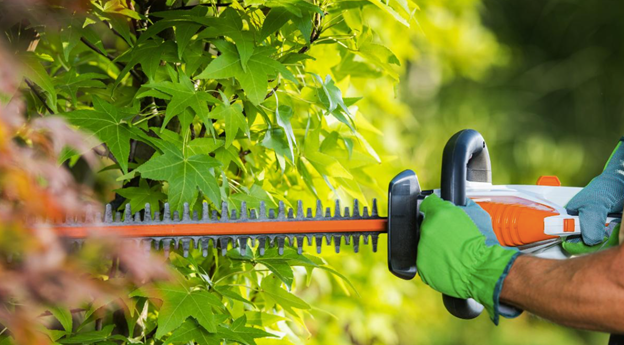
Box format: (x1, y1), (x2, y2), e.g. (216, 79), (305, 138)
(51, 199), (387, 257)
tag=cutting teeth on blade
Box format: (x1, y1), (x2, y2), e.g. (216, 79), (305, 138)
(258, 237), (266, 256)
(315, 200), (323, 219)
(353, 234), (360, 253)
(334, 235), (341, 253)
(239, 237), (248, 256)
(296, 236), (304, 254)
(163, 203), (170, 221)
(240, 202), (248, 220)
(316, 236), (323, 254)
(53, 198), (385, 258)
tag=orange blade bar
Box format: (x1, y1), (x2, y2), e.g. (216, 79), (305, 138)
(52, 219), (388, 239)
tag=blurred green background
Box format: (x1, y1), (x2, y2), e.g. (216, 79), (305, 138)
(288, 0), (623, 344)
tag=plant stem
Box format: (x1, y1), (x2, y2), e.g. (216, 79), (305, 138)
(80, 37), (144, 83)
(24, 79), (54, 115)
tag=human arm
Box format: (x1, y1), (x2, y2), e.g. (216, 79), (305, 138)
(500, 246), (624, 333)
(417, 193), (624, 332)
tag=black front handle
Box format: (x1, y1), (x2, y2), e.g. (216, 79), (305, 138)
(440, 129), (491, 319)
(441, 129), (492, 206)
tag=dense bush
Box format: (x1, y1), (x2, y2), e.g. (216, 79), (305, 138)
(0, 0), (415, 343)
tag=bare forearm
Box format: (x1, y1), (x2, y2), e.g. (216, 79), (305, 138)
(500, 246), (624, 333)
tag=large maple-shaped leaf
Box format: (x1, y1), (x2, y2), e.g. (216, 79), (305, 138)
(145, 73), (219, 131)
(204, 102), (248, 148)
(136, 141), (221, 211)
(196, 41), (296, 105)
(154, 274), (225, 339)
(63, 97), (140, 173)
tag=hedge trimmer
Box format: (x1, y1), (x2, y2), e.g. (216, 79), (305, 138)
(49, 129), (621, 322)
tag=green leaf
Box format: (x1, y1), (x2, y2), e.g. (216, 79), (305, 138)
(257, 258), (294, 289)
(214, 145), (246, 171)
(63, 97), (140, 173)
(135, 19), (180, 45)
(315, 74), (356, 131)
(229, 184), (275, 210)
(292, 10), (314, 43)
(367, 0), (410, 27)
(155, 275), (224, 338)
(261, 274), (310, 312)
(106, 14), (135, 46)
(136, 141), (222, 211)
(54, 69), (107, 106)
(115, 40), (178, 83)
(102, 0), (142, 19)
(175, 22), (201, 59)
(60, 17), (83, 62)
(195, 41), (241, 79)
(183, 40), (211, 76)
(187, 138), (225, 156)
(214, 286), (256, 307)
(80, 25), (107, 53)
(210, 8), (255, 71)
(244, 311), (289, 327)
(207, 102), (248, 148)
(261, 128), (294, 164)
(21, 53), (57, 112)
(197, 41), (295, 105)
(146, 73), (218, 131)
(276, 105), (296, 161)
(303, 128), (352, 179)
(260, 7), (293, 41)
(58, 325), (114, 344)
(49, 306), (72, 333)
(230, 315), (277, 345)
(114, 179), (166, 214)
(166, 319), (221, 345)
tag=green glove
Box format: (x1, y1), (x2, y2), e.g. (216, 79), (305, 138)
(416, 194), (521, 324)
(562, 222), (620, 255)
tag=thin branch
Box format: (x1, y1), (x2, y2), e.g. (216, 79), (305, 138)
(103, 20), (133, 47)
(24, 79), (54, 115)
(80, 37), (144, 83)
(265, 82), (280, 100)
(128, 140), (138, 162)
(297, 11), (323, 54)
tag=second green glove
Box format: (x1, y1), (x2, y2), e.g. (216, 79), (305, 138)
(416, 194), (521, 324)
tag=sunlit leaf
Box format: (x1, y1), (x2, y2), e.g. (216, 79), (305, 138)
(63, 96), (141, 173)
(136, 141), (222, 211)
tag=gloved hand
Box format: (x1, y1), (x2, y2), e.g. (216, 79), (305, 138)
(565, 138), (624, 253)
(417, 194), (521, 324)
(562, 222), (621, 255)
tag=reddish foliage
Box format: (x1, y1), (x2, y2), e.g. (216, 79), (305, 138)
(0, 43), (169, 345)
